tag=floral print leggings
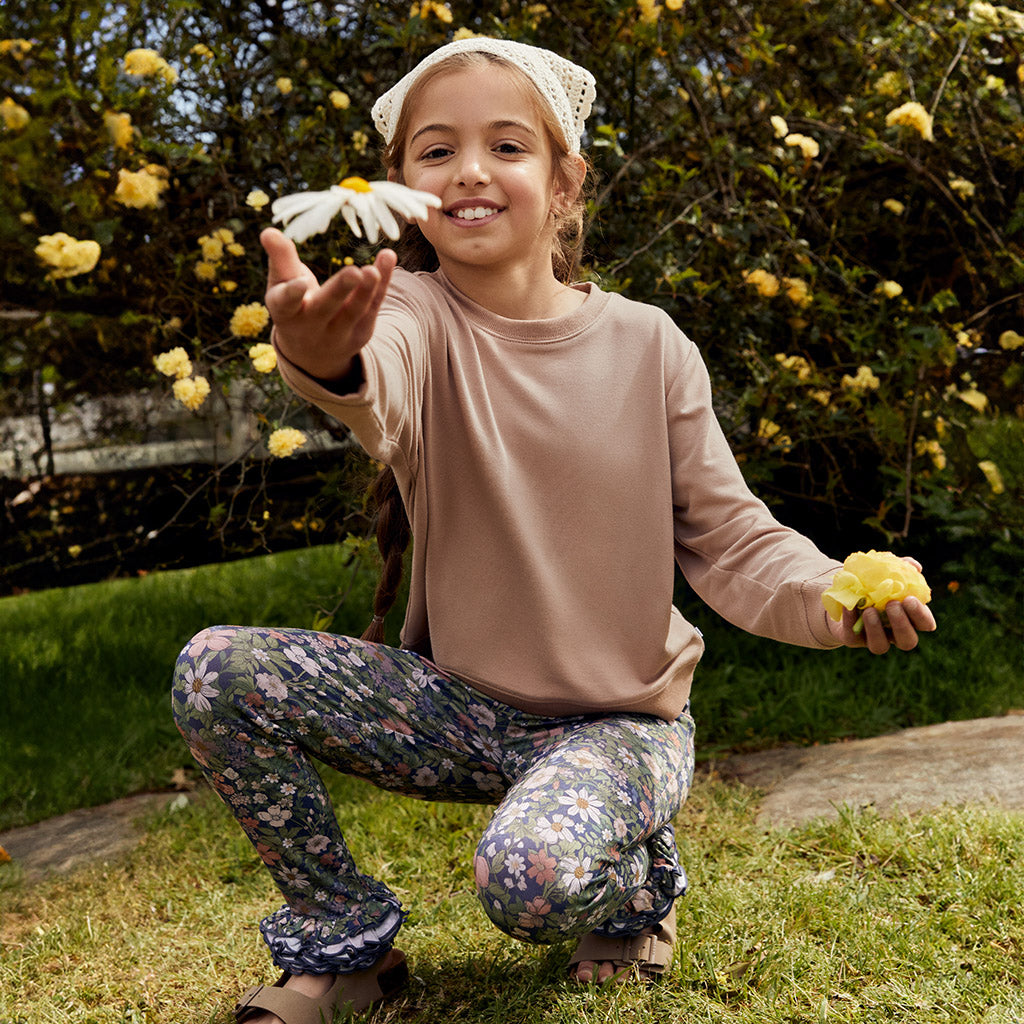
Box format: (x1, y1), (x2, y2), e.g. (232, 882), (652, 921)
(171, 625), (696, 975)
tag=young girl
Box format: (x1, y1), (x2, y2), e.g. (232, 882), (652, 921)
(172, 37), (936, 1024)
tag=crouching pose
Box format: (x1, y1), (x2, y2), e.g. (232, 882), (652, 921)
(172, 37), (936, 1024)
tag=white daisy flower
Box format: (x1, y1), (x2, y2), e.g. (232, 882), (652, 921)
(183, 656), (218, 712)
(536, 813), (574, 845)
(558, 788), (604, 824)
(271, 176), (442, 244)
(560, 856), (594, 895)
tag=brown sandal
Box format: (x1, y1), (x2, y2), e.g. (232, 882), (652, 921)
(569, 905), (676, 983)
(235, 948), (408, 1023)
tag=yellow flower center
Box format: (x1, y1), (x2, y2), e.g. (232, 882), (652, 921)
(340, 176), (373, 193)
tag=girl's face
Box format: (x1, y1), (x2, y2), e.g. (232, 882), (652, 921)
(396, 65), (574, 285)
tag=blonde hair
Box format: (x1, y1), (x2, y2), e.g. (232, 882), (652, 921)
(380, 50), (591, 284)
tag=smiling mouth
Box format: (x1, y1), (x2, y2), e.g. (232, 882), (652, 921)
(447, 206), (503, 221)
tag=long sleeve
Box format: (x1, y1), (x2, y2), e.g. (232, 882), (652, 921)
(668, 342), (842, 649)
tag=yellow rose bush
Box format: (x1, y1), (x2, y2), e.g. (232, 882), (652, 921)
(822, 551), (932, 623)
(1, 0), (1019, 607)
(113, 165), (169, 209)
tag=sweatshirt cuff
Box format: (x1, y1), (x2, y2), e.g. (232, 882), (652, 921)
(802, 563), (845, 648)
(271, 328), (373, 407)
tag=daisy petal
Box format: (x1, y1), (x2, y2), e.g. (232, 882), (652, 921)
(372, 201), (402, 242)
(270, 188), (337, 222)
(352, 195), (383, 245)
(340, 203), (364, 239)
(280, 203), (343, 244)
(272, 187), (348, 243)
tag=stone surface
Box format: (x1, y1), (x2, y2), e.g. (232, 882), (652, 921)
(711, 714), (1024, 827)
(0, 792), (182, 882)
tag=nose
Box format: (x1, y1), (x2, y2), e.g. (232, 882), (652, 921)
(455, 148), (490, 188)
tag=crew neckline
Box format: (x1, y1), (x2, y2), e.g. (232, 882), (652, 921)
(429, 268), (609, 344)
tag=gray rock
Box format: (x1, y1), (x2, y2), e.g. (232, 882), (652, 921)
(0, 792), (183, 882)
(711, 715), (1024, 827)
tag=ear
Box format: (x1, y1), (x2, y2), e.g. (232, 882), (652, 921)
(552, 153), (587, 213)
(386, 167), (399, 183)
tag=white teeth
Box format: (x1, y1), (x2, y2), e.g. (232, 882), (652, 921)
(453, 206), (495, 220)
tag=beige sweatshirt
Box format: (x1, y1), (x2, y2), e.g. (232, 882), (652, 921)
(276, 267), (843, 721)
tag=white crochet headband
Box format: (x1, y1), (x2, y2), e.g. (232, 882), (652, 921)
(371, 38), (597, 155)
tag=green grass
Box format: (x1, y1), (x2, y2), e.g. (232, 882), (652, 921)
(0, 772), (1021, 1023)
(0, 544), (378, 830)
(1, 543), (1020, 830)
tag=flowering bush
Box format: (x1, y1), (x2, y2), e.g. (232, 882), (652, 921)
(1, 0), (1020, 613)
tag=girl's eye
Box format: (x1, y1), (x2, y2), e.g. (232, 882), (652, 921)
(421, 146), (451, 160)
(495, 142), (525, 155)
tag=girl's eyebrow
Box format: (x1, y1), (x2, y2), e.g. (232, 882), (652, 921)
(410, 119), (539, 145)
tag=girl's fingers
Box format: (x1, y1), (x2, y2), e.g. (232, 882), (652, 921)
(882, 602), (919, 651)
(858, 606), (893, 655)
(261, 227), (308, 288)
(318, 250), (397, 328)
(266, 276), (313, 319)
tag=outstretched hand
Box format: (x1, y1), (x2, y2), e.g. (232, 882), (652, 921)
(261, 227), (397, 382)
(826, 557), (938, 655)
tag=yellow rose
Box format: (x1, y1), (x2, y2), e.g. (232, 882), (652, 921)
(742, 268), (780, 297)
(1, 96), (30, 131)
(113, 166), (169, 209)
(35, 233), (102, 279)
(123, 48), (177, 84)
(841, 365), (880, 392)
(822, 550), (932, 622)
(230, 302), (270, 338)
(172, 375), (211, 411)
(104, 111), (133, 149)
(782, 276), (811, 308)
(268, 427), (307, 458)
(247, 188), (271, 210)
(249, 342), (277, 373)
(885, 101), (933, 141)
(154, 346), (193, 380)
(784, 132), (819, 160)
(198, 234), (224, 262)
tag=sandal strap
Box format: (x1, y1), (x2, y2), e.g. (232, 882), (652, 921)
(569, 905), (677, 975)
(569, 931), (666, 969)
(235, 952), (407, 1024)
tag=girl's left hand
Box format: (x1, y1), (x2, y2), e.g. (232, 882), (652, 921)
(828, 596), (938, 654)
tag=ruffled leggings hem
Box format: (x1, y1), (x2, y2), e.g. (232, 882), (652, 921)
(591, 824), (688, 938)
(260, 901), (405, 975)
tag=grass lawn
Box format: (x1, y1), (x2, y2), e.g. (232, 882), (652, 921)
(1, 544), (1021, 1022)
(0, 771), (1021, 1023)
